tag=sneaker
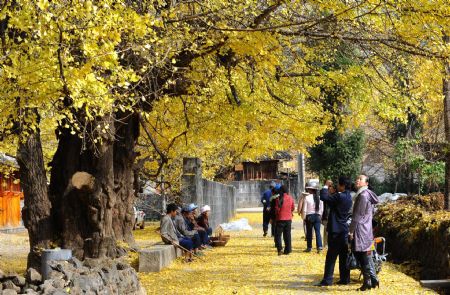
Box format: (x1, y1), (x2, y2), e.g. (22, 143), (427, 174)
(317, 248), (323, 253)
(263, 232), (267, 237)
(303, 248), (312, 253)
(278, 251), (283, 256)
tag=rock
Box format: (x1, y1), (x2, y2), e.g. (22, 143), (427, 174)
(23, 289), (39, 295)
(51, 278), (66, 289)
(51, 290), (68, 295)
(74, 273), (103, 293)
(47, 271), (64, 281)
(68, 257), (83, 269)
(3, 273), (18, 280)
(2, 289), (18, 295)
(40, 280), (56, 295)
(11, 275), (26, 287)
(116, 262), (128, 271)
(24, 284), (38, 292)
(25, 269), (42, 285)
(99, 267), (119, 284)
(3, 280), (20, 292)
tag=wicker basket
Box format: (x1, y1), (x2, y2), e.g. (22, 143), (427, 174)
(210, 227), (230, 247)
(211, 239), (228, 247)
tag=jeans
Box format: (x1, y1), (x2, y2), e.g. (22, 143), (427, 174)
(354, 251), (378, 285)
(179, 237), (194, 251)
(191, 233), (202, 249)
(275, 220), (292, 254)
(198, 230), (209, 245)
(322, 232), (350, 284)
(306, 214), (322, 249)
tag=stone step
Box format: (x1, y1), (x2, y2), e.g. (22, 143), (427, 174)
(138, 245), (182, 272)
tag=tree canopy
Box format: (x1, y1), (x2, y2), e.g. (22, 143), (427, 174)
(0, 0), (449, 265)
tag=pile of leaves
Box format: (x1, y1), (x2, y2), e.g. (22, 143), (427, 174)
(376, 193), (450, 279)
(396, 193), (445, 211)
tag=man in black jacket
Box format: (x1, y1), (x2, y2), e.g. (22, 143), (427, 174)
(316, 176), (353, 286)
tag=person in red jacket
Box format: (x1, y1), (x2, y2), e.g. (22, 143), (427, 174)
(271, 185), (295, 255)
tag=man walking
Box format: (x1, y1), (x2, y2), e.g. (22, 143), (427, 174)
(316, 177), (352, 286)
(261, 183), (274, 237)
(350, 174), (380, 291)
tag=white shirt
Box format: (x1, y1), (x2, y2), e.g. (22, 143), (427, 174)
(302, 193), (324, 219)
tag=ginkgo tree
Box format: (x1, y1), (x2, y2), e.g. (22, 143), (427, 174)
(0, 0), (448, 269)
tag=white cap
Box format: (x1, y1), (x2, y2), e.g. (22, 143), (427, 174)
(200, 205), (211, 213)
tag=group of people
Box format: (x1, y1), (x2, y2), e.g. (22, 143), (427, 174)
(160, 202), (213, 262)
(261, 174), (380, 291)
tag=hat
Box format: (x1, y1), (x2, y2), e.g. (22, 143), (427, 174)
(305, 180), (319, 190)
(200, 205), (211, 214)
(274, 183), (282, 190)
(188, 203), (198, 211)
(181, 206), (191, 213)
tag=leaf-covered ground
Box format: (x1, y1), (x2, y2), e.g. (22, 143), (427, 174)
(136, 213), (437, 294)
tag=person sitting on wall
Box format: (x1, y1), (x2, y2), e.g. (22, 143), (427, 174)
(197, 205), (213, 248)
(174, 205), (203, 255)
(160, 203), (193, 262)
(187, 203), (210, 249)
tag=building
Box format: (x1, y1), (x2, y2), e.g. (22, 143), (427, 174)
(233, 151), (297, 181)
(0, 153), (23, 229)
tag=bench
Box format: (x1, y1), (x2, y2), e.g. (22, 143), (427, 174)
(138, 244), (183, 272)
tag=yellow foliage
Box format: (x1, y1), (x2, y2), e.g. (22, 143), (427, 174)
(138, 213), (436, 294)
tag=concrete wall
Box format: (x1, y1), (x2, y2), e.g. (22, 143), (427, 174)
(202, 179), (236, 229)
(230, 178), (299, 208)
(181, 158), (236, 229)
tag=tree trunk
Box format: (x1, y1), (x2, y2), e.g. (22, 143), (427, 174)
(17, 129), (55, 269)
(444, 58), (450, 210)
(48, 116), (118, 259)
(112, 111), (139, 245)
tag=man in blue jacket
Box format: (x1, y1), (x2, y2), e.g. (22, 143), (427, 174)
(316, 176), (353, 286)
(261, 183), (274, 237)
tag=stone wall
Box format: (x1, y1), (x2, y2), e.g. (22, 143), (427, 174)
(0, 258), (145, 295)
(181, 158), (236, 229)
(230, 178), (299, 208)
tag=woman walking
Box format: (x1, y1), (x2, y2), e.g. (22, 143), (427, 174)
(272, 185), (295, 255)
(302, 181), (324, 253)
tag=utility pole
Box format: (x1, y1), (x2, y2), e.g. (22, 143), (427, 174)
(297, 152), (305, 198)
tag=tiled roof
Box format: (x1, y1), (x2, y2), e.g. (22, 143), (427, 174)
(0, 153), (19, 168)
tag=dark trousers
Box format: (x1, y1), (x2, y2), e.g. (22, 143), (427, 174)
(273, 221), (278, 247)
(275, 220), (292, 254)
(263, 209), (271, 233)
(191, 233), (202, 249)
(322, 232), (350, 284)
(179, 237), (194, 251)
(306, 214), (323, 249)
(198, 230), (209, 245)
(354, 251), (378, 284)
